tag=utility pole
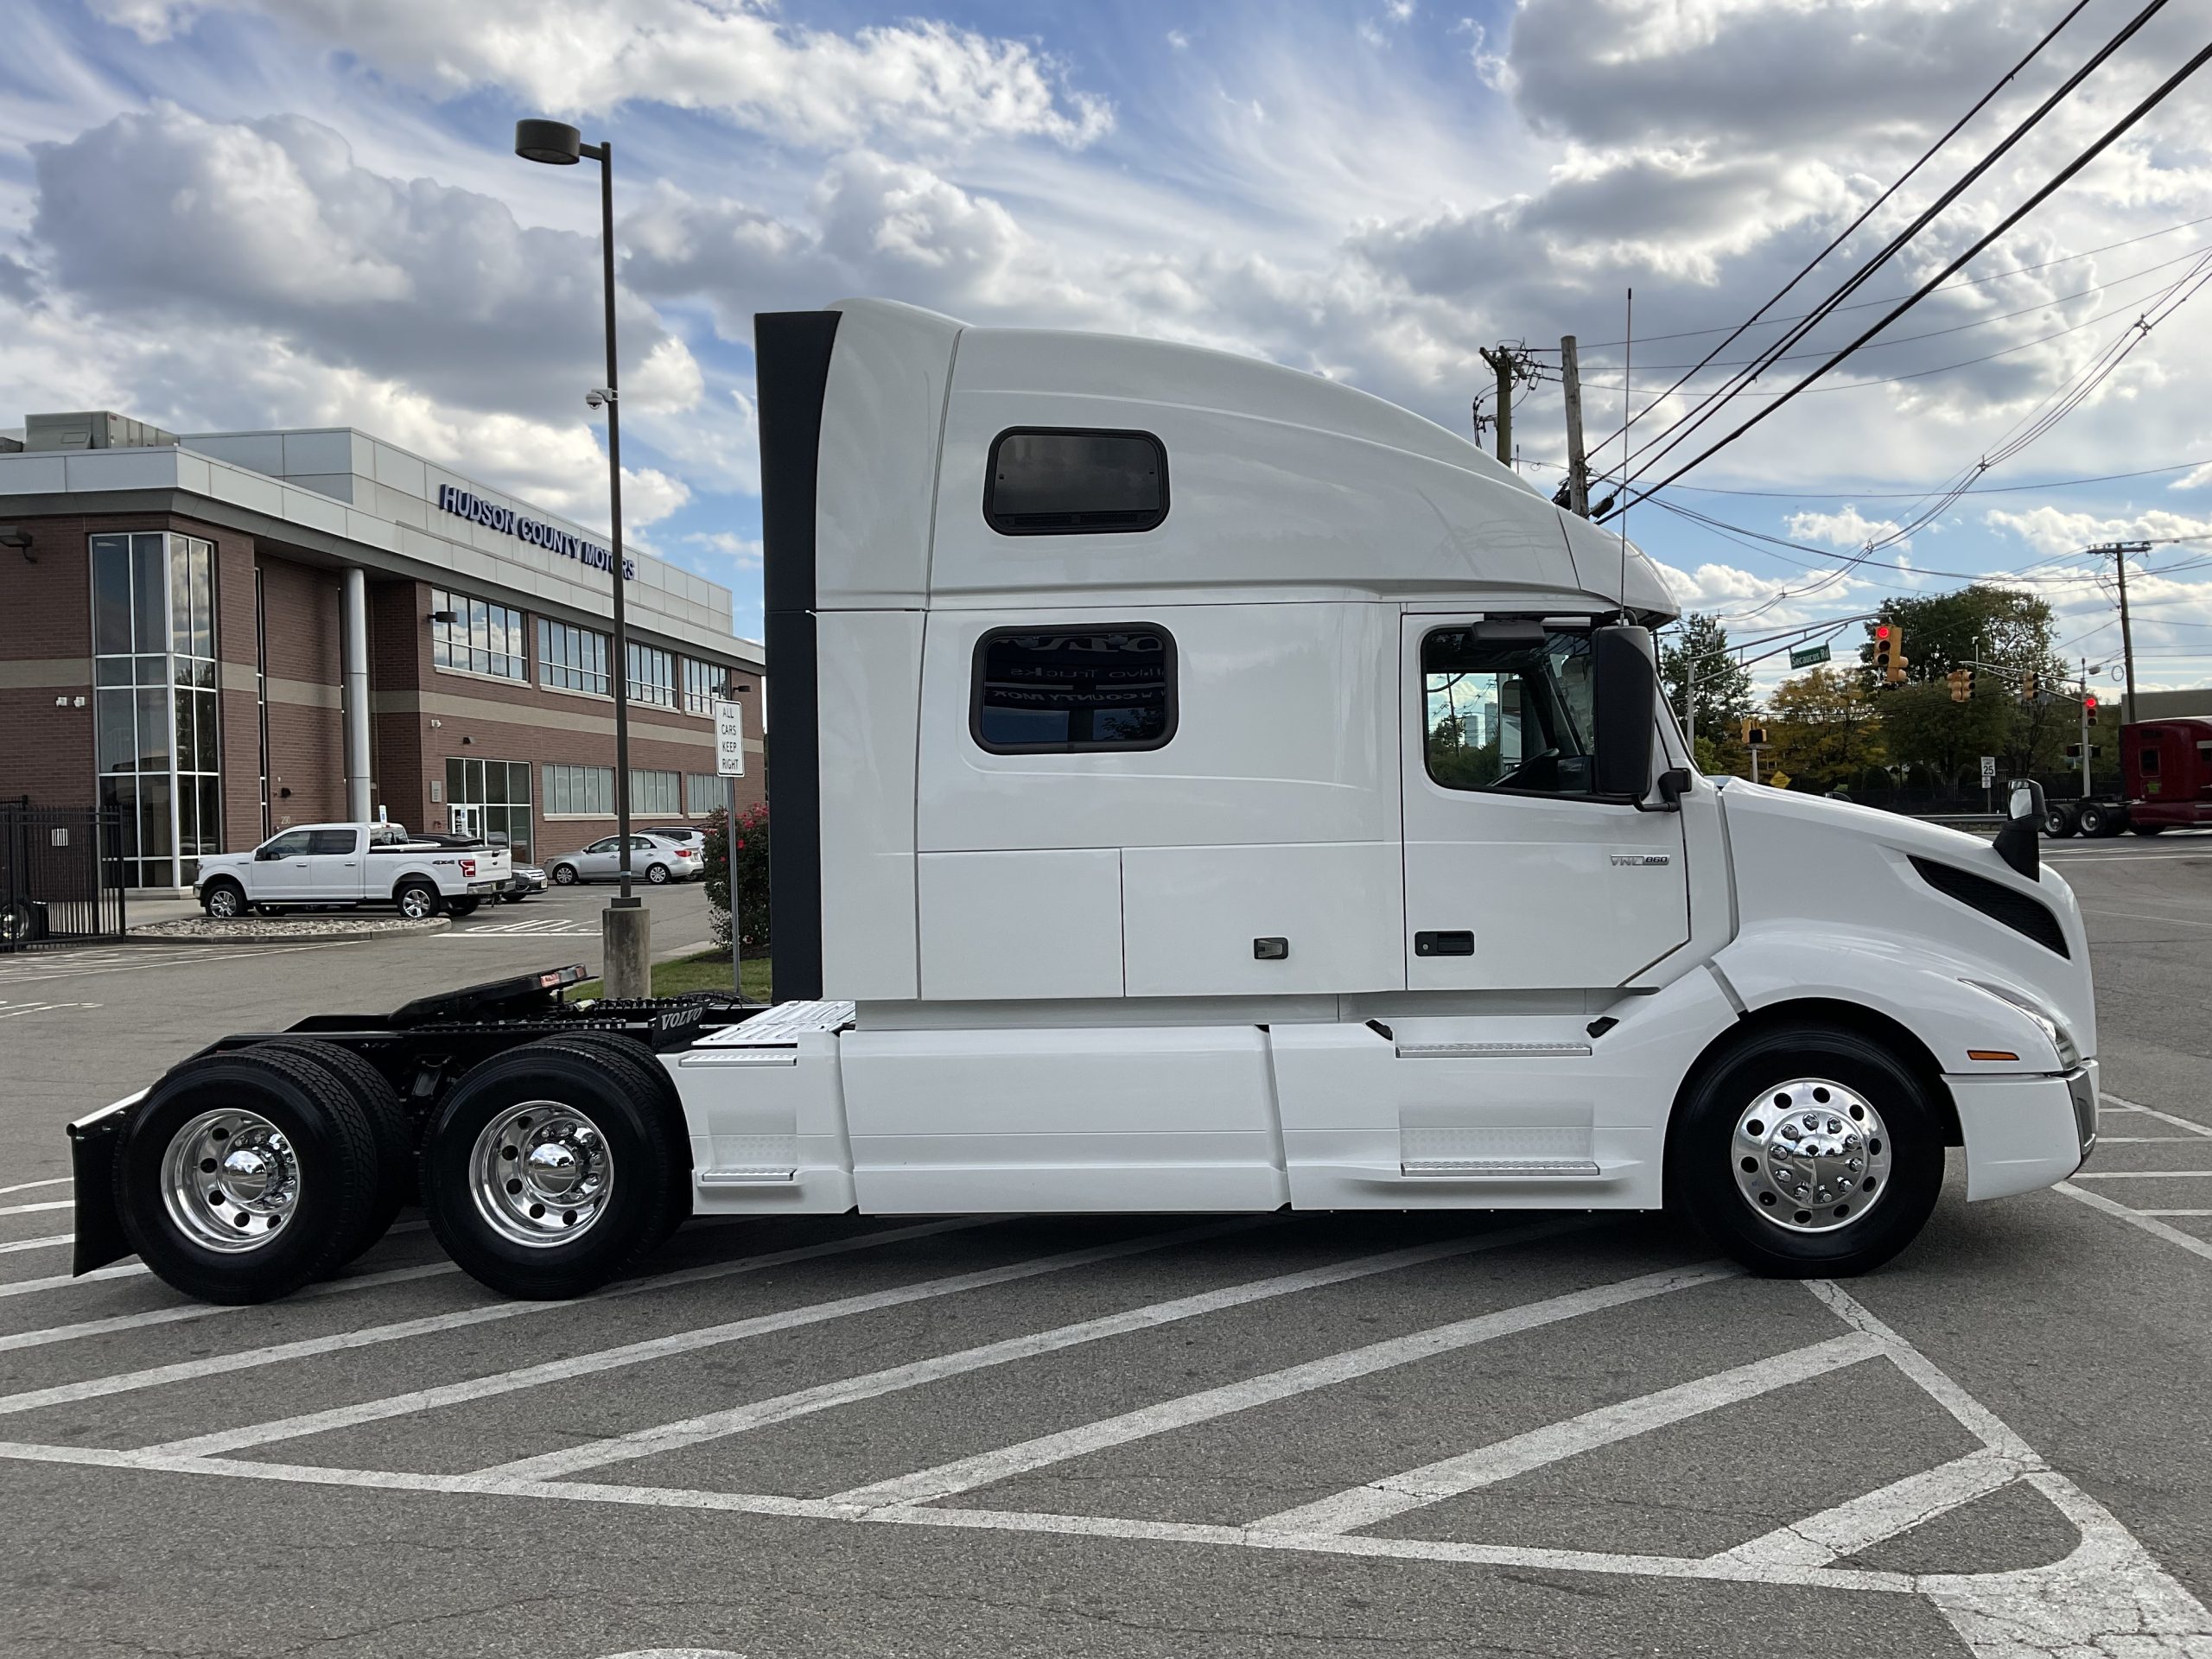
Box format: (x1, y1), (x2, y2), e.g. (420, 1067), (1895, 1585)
(2080, 658), (2093, 800)
(1560, 334), (1591, 515)
(1476, 343), (1538, 470)
(2087, 540), (2151, 724)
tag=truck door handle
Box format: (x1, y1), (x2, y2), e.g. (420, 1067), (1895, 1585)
(1414, 930), (1474, 957)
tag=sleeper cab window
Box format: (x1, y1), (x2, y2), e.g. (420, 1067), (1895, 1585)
(984, 429), (1168, 535)
(1422, 625), (1598, 798)
(971, 627), (1178, 754)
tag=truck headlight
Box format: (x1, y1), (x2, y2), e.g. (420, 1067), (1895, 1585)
(1963, 980), (2080, 1069)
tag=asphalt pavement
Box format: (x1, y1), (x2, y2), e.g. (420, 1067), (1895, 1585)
(1, 835), (2208, 1658)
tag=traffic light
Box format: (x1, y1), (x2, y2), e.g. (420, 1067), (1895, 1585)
(1741, 719), (1768, 747)
(2019, 671), (2037, 703)
(2085, 694), (2098, 726)
(1873, 623), (1908, 685)
(1946, 668), (1975, 702)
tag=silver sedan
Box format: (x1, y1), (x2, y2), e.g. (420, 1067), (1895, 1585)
(545, 833), (703, 887)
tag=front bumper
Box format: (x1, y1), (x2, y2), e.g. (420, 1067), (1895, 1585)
(1954, 1058), (2098, 1202)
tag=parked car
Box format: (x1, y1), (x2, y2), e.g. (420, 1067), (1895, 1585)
(545, 832), (702, 887)
(643, 824), (709, 849)
(499, 863), (550, 904)
(194, 823), (511, 919)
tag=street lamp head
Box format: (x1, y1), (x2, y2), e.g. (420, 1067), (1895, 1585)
(515, 118), (584, 165)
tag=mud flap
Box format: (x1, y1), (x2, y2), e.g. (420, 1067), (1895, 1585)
(67, 1101), (133, 1275)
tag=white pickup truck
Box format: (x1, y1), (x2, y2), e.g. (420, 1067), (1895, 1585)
(194, 823), (512, 920)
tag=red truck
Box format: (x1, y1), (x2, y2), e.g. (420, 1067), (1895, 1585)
(2044, 716), (2212, 837)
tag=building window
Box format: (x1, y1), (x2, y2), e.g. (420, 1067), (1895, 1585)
(685, 772), (727, 814)
(545, 763), (615, 817)
(538, 619), (610, 696)
(430, 588), (525, 680)
(984, 429), (1168, 536)
(971, 626), (1177, 753)
(627, 642), (676, 708)
(1421, 626), (1598, 798)
(92, 531), (221, 888)
(682, 658), (721, 715)
(444, 757), (533, 861)
(629, 768), (682, 816)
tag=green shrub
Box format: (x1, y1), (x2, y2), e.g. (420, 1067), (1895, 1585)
(702, 802), (770, 951)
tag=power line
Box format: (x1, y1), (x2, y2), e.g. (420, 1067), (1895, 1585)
(1578, 0), (2102, 472)
(1563, 458), (2212, 500)
(1600, 32), (2212, 523)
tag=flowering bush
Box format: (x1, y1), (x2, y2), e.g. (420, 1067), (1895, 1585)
(702, 802), (770, 951)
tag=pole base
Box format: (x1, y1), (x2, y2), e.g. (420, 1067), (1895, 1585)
(601, 901), (652, 1000)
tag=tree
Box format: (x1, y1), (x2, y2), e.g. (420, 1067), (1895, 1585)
(1660, 613), (1755, 745)
(1859, 585), (2069, 788)
(1764, 666), (1885, 789)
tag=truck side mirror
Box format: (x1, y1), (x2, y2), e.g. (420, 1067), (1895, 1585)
(1994, 779), (2044, 880)
(1592, 625), (1658, 801)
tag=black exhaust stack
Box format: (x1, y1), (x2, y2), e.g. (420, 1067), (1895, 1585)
(753, 310), (841, 1002)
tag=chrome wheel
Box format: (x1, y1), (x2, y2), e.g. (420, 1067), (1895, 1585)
(397, 885), (436, 920)
(159, 1108), (301, 1252)
(1732, 1078), (1892, 1235)
(469, 1100), (614, 1248)
(205, 885), (243, 918)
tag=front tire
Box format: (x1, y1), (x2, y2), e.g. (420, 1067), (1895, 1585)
(421, 1039), (682, 1299)
(114, 1048), (380, 1303)
(201, 880), (246, 918)
(1668, 1024), (1943, 1277)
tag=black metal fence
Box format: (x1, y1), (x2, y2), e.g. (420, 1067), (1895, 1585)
(1, 804), (127, 952)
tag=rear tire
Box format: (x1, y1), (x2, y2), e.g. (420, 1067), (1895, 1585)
(395, 880), (442, 919)
(646, 862), (671, 885)
(2043, 804), (2077, 838)
(2132, 823), (2165, 836)
(421, 1039), (681, 1299)
(543, 1031), (693, 1244)
(252, 1039), (413, 1262)
(1667, 1024), (1944, 1278)
(2075, 801), (2113, 837)
(115, 1047), (379, 1304)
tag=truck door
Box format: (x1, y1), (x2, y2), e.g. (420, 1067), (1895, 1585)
(249, 829), (317, 903)
(1401, 615), (1689, 989)
(302, 827), (362, 900)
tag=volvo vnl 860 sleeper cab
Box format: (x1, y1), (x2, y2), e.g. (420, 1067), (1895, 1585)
(67, 300), (2099, 1304)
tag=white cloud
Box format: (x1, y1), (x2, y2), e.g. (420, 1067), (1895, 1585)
(88, 0), (1112, 149)
(685, 531), (762, 569)
(1787, 505), (1910, 550)
(1982, 505), (2212, 559)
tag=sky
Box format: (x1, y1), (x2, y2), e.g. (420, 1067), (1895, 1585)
(4, 0), (2211, 693)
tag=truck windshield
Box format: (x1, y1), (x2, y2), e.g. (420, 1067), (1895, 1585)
(1421, 627), (1596, 797)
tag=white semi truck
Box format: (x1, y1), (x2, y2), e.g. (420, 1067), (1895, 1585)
(68, 300), (2097, 1304)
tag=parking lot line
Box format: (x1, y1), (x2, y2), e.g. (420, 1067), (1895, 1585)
(2055, 1182), (2212, 1265)
(1719, 1449), (2026, 1571)
(830, 1262), (1735, 1512)
(0, 1218), (988, 1422)
(0, 1179), (71, 1198)
(2101, 1094), (2212, 1137)
(1249, 1331), (1881, 1537)
(2138, 1209), (2212, 1217)
(142, 1219), (1264, 1459)
(2069, 1170), (2212, 1179)
(0, 1233), (72, 1257)
(483, 1219), (1586, 1482)
(0, 1262), (460, 1354)
(0, 1263), (148, 1300)
(0, 1199), (71, 1217)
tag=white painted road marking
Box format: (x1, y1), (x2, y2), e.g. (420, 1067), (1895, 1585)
(0, 1198), (71, 1217)
(1250, 1331), (1880, 1536)
(1720, 1449), (2027, 1571)
(0, 1179), (72, 1198)
(0, 1262), (460, 1354)
(830, 1262), (1736, 1512)
(0, 1219), (988, 1421)
(483, 1220), (1586, 1481)
(141, 1220), (1262, 1458)
(2071, 1169), (2212, 1179)
(0, 1233), (72, 1257)
(2056, 1182), (2212, 1265)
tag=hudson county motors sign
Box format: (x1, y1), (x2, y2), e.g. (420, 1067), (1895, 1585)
(435, 484), (635, 580)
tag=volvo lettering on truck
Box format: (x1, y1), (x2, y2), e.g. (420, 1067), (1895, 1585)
(73, 299), (2097, 1305)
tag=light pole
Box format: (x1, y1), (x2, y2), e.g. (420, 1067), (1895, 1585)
(515, 118), (648, 997)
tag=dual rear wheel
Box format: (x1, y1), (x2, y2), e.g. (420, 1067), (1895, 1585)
(117, 1036), (689, 1304)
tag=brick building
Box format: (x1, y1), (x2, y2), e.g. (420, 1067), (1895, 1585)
(0, 411), (764, 893)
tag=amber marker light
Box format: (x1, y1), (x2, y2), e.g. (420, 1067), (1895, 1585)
(1967, 1050), (2021, 1062)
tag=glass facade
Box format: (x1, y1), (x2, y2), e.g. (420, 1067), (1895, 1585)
(626, 642), (676, 708)
(686, 772), (727, 814)
(431, 588), (525, 680)
(682, 658), (720, 715)
(629, 768), (682, 815)
(443, 757), (532, 861)
(92, 532), (221, 888)
(539, 619), (610, 696)
(546, 763), (615, 817)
